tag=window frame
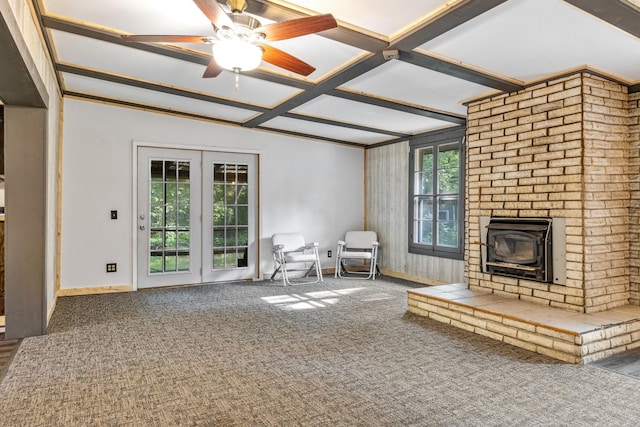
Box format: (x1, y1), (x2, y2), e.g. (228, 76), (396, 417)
(408, 127), (465, 260)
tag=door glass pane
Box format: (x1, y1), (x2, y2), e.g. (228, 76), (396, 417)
(150, 253), (163, 273)
(211, 162), (250, 269)
(150, 231), (162, 250)
(177, 255), (190, 271)
(237, 227), (248, 246)
(165, 205), (176, 227)
(213, 228), (225, 246)
(148, 159), (191, 274)
(150, 161), (163, 181)
(225, 229), (236, 246)
(213, 249), (225, 268)
(177, 231), (190, 250)
(177, 205), (190, 227)
(165, 162), (177, 182)
(164, 230), (176, 249)
(177, 184), (190, 204)
(150, 206), (163, 228)
(178, 162), (190, 181)
(226, 251), (238, 267)
(165, 184), (177, 204)
(237, 185), (248, 204)
(225, 206), (236, 226)
(212, 205), (224, 226)
(151, 183), (163, 204)
(237, 206), (248, 226)
(165, 253), (177, 271)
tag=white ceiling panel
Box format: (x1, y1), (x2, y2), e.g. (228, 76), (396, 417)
(50, 30), (300, 107)
(421, 0), (640, 82)
(264, 36), (366, 80)
(62, 73), (259, 122)
(44, 0), (215, 36)
(262, 117), (392, 144)
(292, 95), (453, 134)
(342, 60), (493, 115)
(276, 0), (450, 37)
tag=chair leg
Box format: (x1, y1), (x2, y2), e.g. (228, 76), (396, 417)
(336, 258), (377, 280)
(316, 259), (323, 282)
(281, 263), (290, 286)
(278, 261), (323, 286)
(270, 266), (282, 281)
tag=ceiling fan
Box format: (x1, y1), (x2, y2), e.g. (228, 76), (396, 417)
(121, 0), (338, 78)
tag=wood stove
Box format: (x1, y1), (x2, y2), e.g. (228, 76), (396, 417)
(485, 217), (553, 283)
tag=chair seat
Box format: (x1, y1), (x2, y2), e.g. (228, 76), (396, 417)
(284, 254), (319, 263)
(339, 251), (373, 259)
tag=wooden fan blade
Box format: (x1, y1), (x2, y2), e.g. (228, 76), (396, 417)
(260, 44), (315, 76)
(121, 35), (211, 43)
(203, 59), (224, 78)
(193, 0), (234, 29)
(256, 14), (337, 42)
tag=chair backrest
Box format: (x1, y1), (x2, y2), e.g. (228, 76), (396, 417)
(344, 231), (377, 249)
(272, 233), (306, 252)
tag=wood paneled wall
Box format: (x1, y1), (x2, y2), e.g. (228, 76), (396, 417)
(366, 141), (464, 285)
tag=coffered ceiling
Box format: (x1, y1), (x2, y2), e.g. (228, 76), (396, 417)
(32, 0), (640, 147)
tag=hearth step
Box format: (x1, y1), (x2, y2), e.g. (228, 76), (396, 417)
(407, 284), (640, 364)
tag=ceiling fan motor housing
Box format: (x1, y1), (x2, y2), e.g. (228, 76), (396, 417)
(217, 13), (264, 43)
(226, 0), (248, 13)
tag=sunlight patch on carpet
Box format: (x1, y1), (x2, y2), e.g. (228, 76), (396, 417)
(262, 287), (366, 311)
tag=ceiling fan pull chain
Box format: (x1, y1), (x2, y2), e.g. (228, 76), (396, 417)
(234, 68), (241, 91)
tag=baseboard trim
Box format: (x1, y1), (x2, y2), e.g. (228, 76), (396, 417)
(380, 270), (447, 286)
(57, 285), (133, 297)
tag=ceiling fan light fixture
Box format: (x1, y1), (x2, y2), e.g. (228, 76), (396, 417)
(212, 40), (263, 72)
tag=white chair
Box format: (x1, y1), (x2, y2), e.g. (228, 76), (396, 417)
(271, 233), (323, 286)
(335, 231), (379, 280)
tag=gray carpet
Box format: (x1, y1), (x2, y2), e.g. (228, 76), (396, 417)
(1, 277), (640, 426)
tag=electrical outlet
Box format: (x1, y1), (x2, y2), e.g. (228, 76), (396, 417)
(328, 250), (332, 258)
(106, 263), (117, 273)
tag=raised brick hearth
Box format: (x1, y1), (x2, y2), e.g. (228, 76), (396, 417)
(408, 71), (640, 363)
(408, 284), (640, 364)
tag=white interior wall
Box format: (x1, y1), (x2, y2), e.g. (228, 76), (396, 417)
(60, 99), (365, 290)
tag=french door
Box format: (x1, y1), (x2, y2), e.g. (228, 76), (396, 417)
(137, 147), (258, 288)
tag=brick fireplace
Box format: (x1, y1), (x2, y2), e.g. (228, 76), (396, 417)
(408, 71), (640, 363)
(467, 72), (636, 314)
(466, 73), (638, 313)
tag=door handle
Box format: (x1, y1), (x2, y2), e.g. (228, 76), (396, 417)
(139, 225), (145, 230)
